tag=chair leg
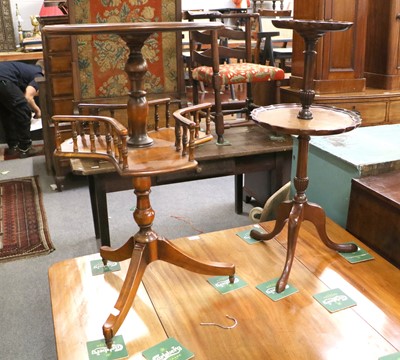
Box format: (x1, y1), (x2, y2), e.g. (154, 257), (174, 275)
(229, 84), (237, 101)
(275, 80), (281, 104)
(235, 174), (243, 214)
(200, 81), (206, 93)
(192, 79), (200, 105)
(213, 79), (225, 144)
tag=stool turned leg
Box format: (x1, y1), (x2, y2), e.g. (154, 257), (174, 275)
(100, 175), (235, 348)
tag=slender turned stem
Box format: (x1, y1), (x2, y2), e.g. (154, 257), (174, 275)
(132, 176), (158, 244)
(293, 134), (310, 203)
(122, 33), (154, 147)
(298, 35), (319, 120)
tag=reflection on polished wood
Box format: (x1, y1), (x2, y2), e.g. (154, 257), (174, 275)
(49, 219), (400, 359)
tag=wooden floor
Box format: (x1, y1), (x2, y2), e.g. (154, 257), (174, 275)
(49, 218), (400, 359)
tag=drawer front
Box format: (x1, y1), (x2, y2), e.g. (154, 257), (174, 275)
(51, 76), (73, 96)
(52, 98), (74, 115)
(331, 101), (387, 125)
(48, 55), (72, 73)
(46, 36), (71, 53)
(387, 100), (400, 123)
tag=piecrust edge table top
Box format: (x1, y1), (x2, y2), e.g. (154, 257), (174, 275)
(251, 103), (362, 136)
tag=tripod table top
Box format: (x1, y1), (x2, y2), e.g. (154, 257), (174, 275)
(251, 104), (361, 136)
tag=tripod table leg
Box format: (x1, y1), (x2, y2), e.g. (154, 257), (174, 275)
(303, 202), (357, 253)
(102, 241), (148, 349)
(275, 203), (303, 293)
(250, 200), (293, 241)
(157, 237), (235, 280)
(100, 237), (135, 265)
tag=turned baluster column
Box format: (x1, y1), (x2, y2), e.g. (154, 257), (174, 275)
(297, 34), (319, 120)
(132, 176), (159, 243)
(293, 135), (310, 204)
(122, 34), (153, 147)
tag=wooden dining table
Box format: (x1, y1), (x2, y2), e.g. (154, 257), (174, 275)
(48, 218), (400, 359)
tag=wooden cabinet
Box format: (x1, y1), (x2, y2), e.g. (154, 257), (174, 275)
(291, 0), (368, 94)
(347, 170), (400, 269)
(364, 0), (400, 89)
(38, 15), (73, 177)
(40, 16), (73, 115)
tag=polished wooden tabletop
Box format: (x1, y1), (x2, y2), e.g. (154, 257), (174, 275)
(49, 218), (400, 359)
(251, 104), (361, 136)
(41, 21), (224, 36)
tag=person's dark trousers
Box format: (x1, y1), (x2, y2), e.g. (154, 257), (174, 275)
(0, 79), (32, 150)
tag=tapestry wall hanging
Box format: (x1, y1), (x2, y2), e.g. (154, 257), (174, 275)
(0, 0), (16, 51)
(70, 0), (178, 99)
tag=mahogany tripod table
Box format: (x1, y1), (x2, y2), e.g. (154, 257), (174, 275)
(251, 104), (361, 292)
(42, 21), (235, 348)
(250, 19), (362, 293)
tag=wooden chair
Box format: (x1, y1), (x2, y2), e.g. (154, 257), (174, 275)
(188, 12), (285, 144)
(252, 0), (285, 12)
(256, 31), (292, 70)
(255, 9), (293, 71)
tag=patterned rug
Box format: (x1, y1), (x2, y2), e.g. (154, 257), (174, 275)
(0, 176), (54, 262)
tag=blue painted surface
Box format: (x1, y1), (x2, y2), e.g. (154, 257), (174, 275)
(291, 124), (400, 227)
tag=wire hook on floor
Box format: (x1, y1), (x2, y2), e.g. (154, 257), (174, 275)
(200, 315), (238, 329)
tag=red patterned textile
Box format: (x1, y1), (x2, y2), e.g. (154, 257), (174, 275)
(192, 63), (285, 85)
(0, 176), (54, 262)
(71, 0), (178, 99)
